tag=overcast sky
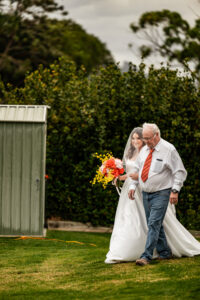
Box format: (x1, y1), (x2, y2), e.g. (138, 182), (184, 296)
(59, 0), (200, 67)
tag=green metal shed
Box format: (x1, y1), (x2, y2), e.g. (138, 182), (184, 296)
(0, 105), (49, 236)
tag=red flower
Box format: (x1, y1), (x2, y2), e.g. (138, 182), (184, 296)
(98, 156), (124, 181)
(111, 169), (118, 177)
(119, 168), (124, 174)
(105, 158), (116, 169)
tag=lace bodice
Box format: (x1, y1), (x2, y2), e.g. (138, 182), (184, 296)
(125, 159), (137, 174)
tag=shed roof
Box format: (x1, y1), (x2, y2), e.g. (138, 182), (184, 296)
(0, 105), (50, 123)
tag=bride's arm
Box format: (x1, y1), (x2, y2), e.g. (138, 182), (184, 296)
(118, 174), (128, 181)
(117, 171), (139, 181)
(113, 174), (127, 186)
(129, 173), (139, 180)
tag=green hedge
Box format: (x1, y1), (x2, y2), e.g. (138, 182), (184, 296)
(1, 57), (200, 229)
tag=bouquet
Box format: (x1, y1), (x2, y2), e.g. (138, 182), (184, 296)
(91, 152), (124, 189)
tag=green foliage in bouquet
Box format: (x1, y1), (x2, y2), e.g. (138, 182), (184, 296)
(1, 57), (200, 229)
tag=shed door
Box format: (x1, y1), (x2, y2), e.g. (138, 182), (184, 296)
(0, 123), (46, 236)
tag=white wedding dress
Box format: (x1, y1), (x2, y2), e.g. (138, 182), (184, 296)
(105, 159), (200, 263)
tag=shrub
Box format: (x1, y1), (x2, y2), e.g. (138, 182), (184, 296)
(1, 57), (200, 229)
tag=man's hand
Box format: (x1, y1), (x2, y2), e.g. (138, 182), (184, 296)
(169, 192), (178, 205)
(128, 189), (135, 200)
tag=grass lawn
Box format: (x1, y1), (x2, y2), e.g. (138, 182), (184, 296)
(0, 230), (200, 300)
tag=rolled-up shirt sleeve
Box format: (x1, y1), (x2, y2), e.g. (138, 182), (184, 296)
(168, 149), (187, 191)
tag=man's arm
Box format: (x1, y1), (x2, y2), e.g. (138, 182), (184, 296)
(128, 155), (141, 200)
(128, 159), (140, 190)
(168, 149), (187, 204)
(170, 149), (187, 190)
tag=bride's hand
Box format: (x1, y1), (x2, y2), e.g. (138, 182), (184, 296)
(129, 173), (138, 180)
(118, 174), (127, 181)
(128, 189), (135, 200)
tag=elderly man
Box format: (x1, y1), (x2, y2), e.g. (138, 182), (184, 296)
(128, 123), (187, 266)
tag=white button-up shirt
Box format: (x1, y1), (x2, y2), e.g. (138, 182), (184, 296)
(129, 138), (187, 193)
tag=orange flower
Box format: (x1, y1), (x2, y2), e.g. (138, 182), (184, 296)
(105, 158), (116, 169)
(91, 152), (124, 189)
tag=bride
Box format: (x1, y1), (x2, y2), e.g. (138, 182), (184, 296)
(105, 127), (200, 263)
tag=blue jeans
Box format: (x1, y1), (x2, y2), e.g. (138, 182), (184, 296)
(141, 188), (172, 261)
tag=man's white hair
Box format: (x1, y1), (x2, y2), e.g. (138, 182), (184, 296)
(142, 123), (161, 137)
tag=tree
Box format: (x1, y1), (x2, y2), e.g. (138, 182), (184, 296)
(0, 0), (66, 85)
(0, 0), (66, 17)
(129, 10), (200, 75)
(0, 0), (113, 86)
(45, 19), (114, 73)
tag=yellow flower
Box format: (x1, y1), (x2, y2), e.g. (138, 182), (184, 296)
(91, 152), (114, 188)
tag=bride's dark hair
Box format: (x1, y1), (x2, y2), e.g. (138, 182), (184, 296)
(126, 127), (144, 159)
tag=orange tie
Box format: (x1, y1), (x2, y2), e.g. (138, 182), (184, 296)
(141, 149), (155, 182)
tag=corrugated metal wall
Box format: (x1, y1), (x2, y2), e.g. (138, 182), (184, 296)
(0, 122), (46, 236)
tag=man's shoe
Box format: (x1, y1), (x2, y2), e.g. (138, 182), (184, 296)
(136, 258), (149, 266)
